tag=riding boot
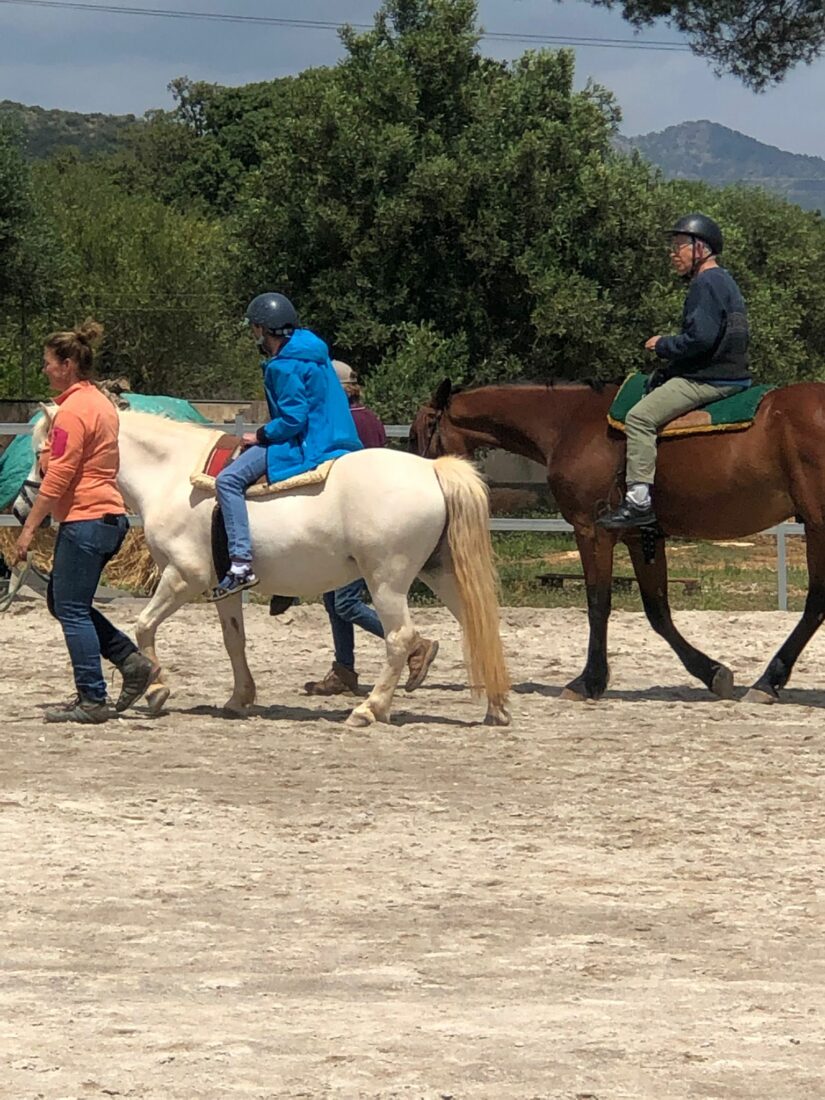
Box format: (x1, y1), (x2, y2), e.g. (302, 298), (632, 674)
(597, 499), (657, 530)
(115, 651), (157, 713)
(405, 637), (439, 692)
(304, 662), (359, 696)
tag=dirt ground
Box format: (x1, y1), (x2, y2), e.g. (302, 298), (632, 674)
(2, 599), (824, 1100)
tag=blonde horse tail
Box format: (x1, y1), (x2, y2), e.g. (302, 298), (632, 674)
(432, 455), (510, 708)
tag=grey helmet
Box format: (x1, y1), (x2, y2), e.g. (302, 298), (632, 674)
(245, 292), (298, 336)
(669, 213), (724, 255)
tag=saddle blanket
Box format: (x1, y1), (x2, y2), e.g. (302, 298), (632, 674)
(607, 372), (775, 438)
(190, 432), (335, 497)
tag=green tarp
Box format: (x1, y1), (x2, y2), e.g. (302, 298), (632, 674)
(0, 394), (210, 511)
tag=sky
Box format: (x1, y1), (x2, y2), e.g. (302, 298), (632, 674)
(1, 0), (824, 158)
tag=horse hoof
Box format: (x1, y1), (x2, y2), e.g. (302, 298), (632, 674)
(146, 684), (170, 715)
(223, 699), (251, 717)
(483, 706), (511, 727)
(743, 687), (777, 705)
(345, 705), (376, 728)
(710, 666), (736, 700)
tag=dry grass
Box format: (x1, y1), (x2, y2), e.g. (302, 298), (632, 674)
(0, 526), (159, 593)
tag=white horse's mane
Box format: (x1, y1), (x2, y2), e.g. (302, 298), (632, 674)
(120, 409), (216, 437)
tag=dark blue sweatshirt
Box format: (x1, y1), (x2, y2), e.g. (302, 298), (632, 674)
(655, 266), (751, 384)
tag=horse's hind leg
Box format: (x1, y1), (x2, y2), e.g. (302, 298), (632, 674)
(745, 525), (825, 703)
(626, 535), (735, 699)
(135, 563), (203, 714)
(346, 584), (415, 728)
(418, 565), (509, 726)
(214, 592), (256, 714)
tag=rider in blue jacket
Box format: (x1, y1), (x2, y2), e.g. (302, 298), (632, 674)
(209, 292), (362, 601)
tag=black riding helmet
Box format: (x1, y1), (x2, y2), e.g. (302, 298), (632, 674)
(668, 213), (724, 256)
(245, 292), (298, 336)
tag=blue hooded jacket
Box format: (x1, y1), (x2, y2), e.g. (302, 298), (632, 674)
(257, 329), (362, 483)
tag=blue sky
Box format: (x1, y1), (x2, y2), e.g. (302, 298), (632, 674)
(1, 0), (824, 157)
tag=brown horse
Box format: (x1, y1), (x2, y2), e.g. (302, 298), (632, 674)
(410, 378), (825, 704)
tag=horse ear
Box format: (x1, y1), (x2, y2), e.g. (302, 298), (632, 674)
(433, 378), (453, 410)
(38, 402), (55, 423)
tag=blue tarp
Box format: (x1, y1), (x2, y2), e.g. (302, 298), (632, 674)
(0, 394), (210, 511)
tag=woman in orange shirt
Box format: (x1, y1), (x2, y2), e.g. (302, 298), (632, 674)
(14, 321), (154, 724)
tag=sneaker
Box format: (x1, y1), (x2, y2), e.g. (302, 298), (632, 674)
(304, 662), (359, 696)
(207, 568), (259, 602)
(596, 500), (658, 530)
(115, 651), (157, 713)
(405, 637), (439, 692)
(45, 694), (117, 724)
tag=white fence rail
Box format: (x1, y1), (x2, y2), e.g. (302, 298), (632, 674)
(0, 420), (804, 610)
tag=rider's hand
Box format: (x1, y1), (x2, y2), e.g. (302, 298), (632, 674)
(644, 335), (662, 351)
(241, 432), (259, 446)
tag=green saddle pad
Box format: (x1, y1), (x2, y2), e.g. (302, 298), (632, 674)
(607, 372), (775, 438)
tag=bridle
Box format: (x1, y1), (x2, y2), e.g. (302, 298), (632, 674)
(12, 444), (44, 523)
(422, 407), (445, 457)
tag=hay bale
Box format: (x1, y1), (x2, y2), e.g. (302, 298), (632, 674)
(0, 525), (159, 594)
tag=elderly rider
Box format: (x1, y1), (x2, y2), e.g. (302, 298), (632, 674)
(599, 213), (752, 530)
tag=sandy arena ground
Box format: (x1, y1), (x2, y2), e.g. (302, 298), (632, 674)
(1, 599), (824, 1099)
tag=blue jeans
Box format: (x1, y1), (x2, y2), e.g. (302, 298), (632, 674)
(47, 515), (137, 702)
(324, 578), (384, 671)
(215, 445), (268, 564)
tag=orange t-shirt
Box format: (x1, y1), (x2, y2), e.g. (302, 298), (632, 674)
(39, 381), (126, 523)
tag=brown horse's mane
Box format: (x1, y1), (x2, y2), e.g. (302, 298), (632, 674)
(454, 377), (618, 395)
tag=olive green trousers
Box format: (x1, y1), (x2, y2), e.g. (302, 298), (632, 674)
(625, 377), (743, 486)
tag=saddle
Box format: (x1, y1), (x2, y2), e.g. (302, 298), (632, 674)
(607, 372), (775, 438)
(191, 433), (335, 497)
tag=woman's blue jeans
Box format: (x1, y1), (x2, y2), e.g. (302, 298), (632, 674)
(215, 445), (268, 563)
(323, 579), (384, 671)
(47, 515), (137, 702)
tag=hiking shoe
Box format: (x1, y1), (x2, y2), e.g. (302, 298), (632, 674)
(597, 500), (658, 530)
(207, 568), (259, 602)
(305, 662), (359, 696)
(45, 694), (117, 724)
(405, 637), (439, 692)
(115, 651), (157, 713)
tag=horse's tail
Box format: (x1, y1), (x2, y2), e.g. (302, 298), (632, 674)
(432, 456), (510, 705)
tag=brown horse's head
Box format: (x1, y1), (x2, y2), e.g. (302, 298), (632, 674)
(409, 378), (472, 458)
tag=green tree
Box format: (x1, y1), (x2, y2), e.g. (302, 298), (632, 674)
(27, 156), (255, 397)
(589, 1), (825, 90)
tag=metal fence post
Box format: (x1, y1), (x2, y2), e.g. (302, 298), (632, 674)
(777, 524), (788, 612)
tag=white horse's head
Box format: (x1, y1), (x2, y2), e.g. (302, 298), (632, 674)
(12, 403), (56, 525)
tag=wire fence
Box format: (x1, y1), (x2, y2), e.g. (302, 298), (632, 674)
(0, 417), (805, 610)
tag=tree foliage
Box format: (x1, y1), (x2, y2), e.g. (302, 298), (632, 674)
(594, 1), (825, 90)
(2, 0), (825, 413)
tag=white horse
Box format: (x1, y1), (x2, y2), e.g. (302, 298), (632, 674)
(17, 407), (510, 727)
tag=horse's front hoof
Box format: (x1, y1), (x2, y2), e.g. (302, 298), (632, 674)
(743, 687), (778, 705)
(345, 703), (377, 728)
(710, 665), (736, 700)
(483, 705), (511, 727)
(223, 699), (251, 717)
(145, 683), (170, 715)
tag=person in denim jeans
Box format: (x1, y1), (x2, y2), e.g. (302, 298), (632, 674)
(304, 363), (438, 696)
(13, 320), (155, 724)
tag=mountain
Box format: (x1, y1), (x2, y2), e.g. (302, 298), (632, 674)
(618, 120), (825, 213)
(0, 99), (138, 159)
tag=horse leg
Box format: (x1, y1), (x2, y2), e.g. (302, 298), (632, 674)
(214, 592), (256, 714)
(346, 585), (415, 728)
(135, 563), (203, 714)
(745, 526), (825, 704)
(561, 529), (614, 701)
(626, 536), (735, 699)
(418, 565), (510, 726)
